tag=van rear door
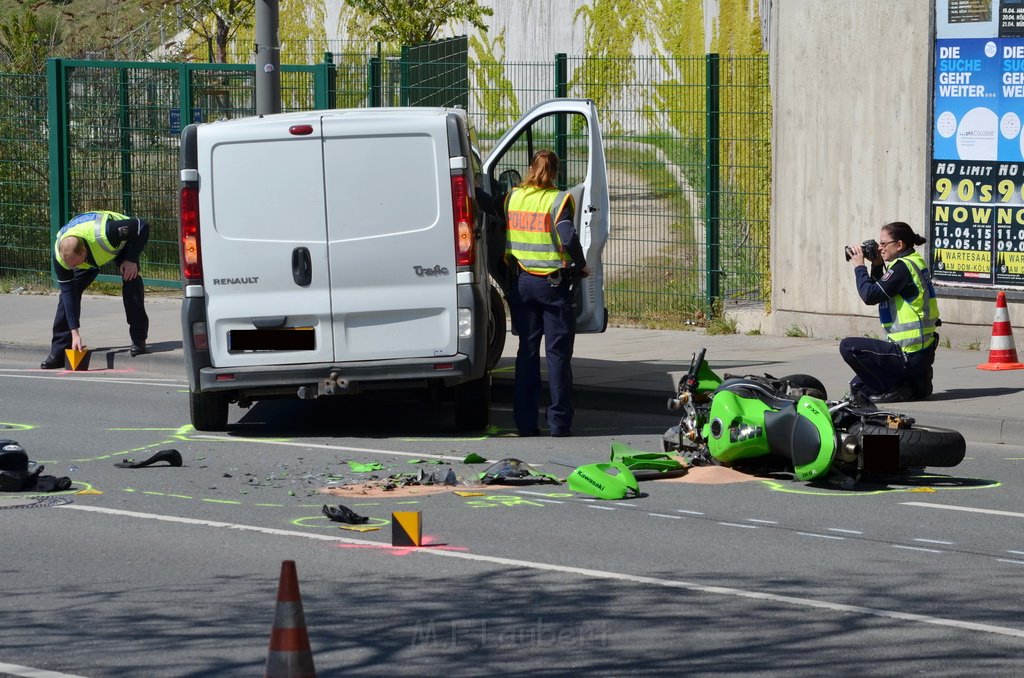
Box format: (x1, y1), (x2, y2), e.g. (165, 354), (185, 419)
(320, 111), (459, 362)
(482, 99), (609, 333)
(200, 115), (335, 368)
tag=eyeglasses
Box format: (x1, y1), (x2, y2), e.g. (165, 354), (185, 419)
(878, 240), (897, 248)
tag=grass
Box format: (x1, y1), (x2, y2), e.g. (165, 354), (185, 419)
(744, 327), (762, 336)
(705, 314), (738, 335)
(784, 324), (811, 338)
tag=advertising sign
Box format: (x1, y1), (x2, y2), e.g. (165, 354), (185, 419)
(932, 0), (1024, 287)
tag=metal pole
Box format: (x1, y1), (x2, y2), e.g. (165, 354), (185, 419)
(705, 53), (721, 309)
(554, 53), (568, 190)
(255, 0), (281, 115)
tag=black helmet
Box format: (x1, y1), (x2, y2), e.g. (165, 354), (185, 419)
(0, 440), (30, 492)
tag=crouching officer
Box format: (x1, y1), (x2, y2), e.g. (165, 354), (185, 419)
(840, 221), (940, 403)
(40, 211), (151, 369)
(504, 150), (589, 437)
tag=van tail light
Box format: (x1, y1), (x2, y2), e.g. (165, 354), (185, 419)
(180, 186), (203, 280)
(191, 321), (209, 351)
(452, 174), (474, 266)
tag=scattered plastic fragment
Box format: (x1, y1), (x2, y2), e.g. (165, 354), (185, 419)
(567, 462), (640, 500)
(347, 461), (384, 473)
(479, 458), (559, 485)
(463, 453), (488, 464)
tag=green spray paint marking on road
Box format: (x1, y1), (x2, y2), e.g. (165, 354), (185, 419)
(0, 422), (34, 431)
(464, 494), (545, 508)
(760, 475), (1001, 496)
(291, 515), (391, 530)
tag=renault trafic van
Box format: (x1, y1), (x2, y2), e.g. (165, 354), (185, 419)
(178, 99), (608, 431)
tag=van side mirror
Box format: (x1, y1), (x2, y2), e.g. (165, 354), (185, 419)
(498, 169), (521, 193)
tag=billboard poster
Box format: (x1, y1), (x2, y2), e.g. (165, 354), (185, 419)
(932, 2), (1024, 287)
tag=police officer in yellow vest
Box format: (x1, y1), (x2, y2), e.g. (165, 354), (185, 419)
(40, 211), (151, 369)
(840, 221), (940, 403)
(504, 150), (589, 437)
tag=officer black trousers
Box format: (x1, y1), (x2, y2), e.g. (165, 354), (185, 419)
(839, 336), (936, 398)
(49, 268), (149, 353)
(507, 271), (576, 436)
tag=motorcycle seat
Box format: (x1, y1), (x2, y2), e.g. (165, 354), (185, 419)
(716, 377), (799, 411)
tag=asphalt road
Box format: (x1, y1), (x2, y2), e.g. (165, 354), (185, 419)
(2, 363), (1024, 677)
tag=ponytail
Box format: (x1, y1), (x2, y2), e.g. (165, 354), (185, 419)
(882, 221), (925, 249)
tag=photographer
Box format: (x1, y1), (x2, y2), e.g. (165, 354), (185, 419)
(840, 221), (940, 404)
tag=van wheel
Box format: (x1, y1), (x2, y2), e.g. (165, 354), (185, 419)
(190, 389), (229, 431)
(453, 376), (490, 432)
(486, 285), (507, 370)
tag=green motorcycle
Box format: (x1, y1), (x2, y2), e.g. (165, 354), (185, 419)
(662, 348), (966, 485)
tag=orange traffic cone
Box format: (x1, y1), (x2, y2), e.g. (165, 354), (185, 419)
(978, 291), (1024, 371)
(264, 560), (316, 678)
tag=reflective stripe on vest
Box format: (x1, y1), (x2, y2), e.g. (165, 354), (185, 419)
(54, 211), (128, 269)
(881, 251), (940, 353)
(505, 187), (572, 275)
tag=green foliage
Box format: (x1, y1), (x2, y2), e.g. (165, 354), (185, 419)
(785, 325), (811, 338)
(344, 0), (492, 46)
(705, 313), (738, 335)
(571, 0), (654, 134)
(744, 327), (761, 335)
(0, 8), (65, 72)
(469, 29), (519, 135)
(142, 0), (255, 63)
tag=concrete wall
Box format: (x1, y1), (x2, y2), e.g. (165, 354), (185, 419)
(762, 0), (1010, 347)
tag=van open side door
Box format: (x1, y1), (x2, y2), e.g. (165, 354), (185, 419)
(481, 99), (609, 333)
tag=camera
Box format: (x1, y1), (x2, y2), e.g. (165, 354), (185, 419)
(844, 239), (879, 261)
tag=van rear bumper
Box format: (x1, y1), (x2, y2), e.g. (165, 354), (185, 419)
(195, 354), (478, 399)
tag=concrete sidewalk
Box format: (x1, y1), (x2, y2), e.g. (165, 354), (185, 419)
(3, 291), (1024, 444)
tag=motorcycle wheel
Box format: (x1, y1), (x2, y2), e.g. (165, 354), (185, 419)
(779, 374), (828, 400)
(847, 421), (966, 468)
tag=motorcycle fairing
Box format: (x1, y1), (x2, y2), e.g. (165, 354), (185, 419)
(764, 395), (835, 481)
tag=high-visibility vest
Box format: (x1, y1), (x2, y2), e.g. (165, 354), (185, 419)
(880, 251), (940, 353)
(505, 187), (574, 275)
(54, 211), (129, 270)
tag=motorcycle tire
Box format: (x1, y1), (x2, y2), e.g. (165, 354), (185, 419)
(779, 374), (828, 400)
(847, 421), (966, 468)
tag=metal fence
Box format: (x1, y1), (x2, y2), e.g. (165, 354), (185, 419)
(0, 51), (769, 328)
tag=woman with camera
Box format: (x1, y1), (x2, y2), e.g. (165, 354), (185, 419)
(840, 221), (940, 404)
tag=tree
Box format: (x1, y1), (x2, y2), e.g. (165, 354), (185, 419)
(143, 0), (255, 63)
(0, 8), (66, 72)
(345, 0), (492, 46)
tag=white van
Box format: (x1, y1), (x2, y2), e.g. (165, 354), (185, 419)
(178, 99), (608, 431)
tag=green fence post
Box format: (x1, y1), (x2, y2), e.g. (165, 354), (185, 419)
(118, 68), (133, 215)
(399, 45), (410, 106)
(46, 57), (70, 277)
(554, 53), (568, 189)
(179, 63), (193, 127)
(368, 56), (381, 107)
(315, 51), (335, 110)
(705, 53), (721, 309)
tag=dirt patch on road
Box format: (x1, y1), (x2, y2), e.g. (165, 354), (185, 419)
(655, 465), (759, 484)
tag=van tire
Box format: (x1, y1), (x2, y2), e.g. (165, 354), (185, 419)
(486, 285), (507, 370)
(190, 390), (229, 431)
(453, 376), (490, 431)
